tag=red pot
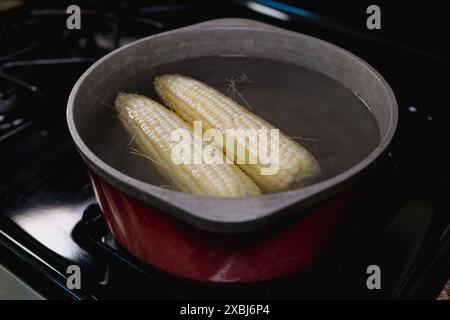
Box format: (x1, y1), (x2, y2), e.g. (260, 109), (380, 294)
(90, 171), (352, 283)
(67, 19), (397, 283)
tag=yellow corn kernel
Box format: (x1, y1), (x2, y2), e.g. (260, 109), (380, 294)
(154, 74), (320, 193)
(115, 93), (261, 197)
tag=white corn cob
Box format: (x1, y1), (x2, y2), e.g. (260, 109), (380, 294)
(154, 74), (321, 193)
(115, 93), (261, 197)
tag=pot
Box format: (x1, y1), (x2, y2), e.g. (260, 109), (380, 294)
(67, 18), (398, 283)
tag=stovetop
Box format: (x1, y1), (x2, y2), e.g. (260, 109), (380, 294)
(1, 0), (449, 299)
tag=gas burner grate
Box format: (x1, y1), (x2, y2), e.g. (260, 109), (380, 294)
(72, 204), (282, 299)
(73, 203), (370, 299)
(0, 0), (201, 142)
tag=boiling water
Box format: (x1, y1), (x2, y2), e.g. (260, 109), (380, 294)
(96, 56), (380, 192)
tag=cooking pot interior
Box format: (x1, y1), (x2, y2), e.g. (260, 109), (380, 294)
(71, 26), (394, 195)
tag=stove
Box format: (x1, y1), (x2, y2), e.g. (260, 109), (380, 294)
(1, 0), (449, 300)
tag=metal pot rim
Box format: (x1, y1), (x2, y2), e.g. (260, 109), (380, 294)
(67, 18), (398, 233)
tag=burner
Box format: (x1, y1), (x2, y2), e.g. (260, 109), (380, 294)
(72, 204), (342, 299)
(0, 1), (200, 143)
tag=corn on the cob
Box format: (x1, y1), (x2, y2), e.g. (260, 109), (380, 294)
(154, 74), (320, 193)
(115, 93), (261, 197)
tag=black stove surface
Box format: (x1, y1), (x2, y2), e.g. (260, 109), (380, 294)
(0, 0), (449, 300)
